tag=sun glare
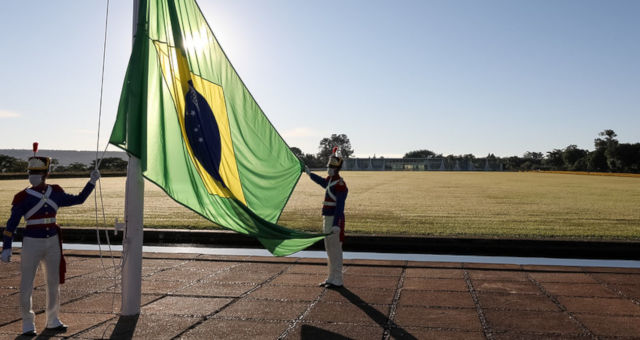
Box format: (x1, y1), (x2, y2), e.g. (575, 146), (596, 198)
(182, 25), (211, 53)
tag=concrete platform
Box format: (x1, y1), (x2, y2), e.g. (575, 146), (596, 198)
(1, 250), (640, 339)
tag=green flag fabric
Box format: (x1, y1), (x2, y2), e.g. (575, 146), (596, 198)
(109, 0), (324, 256)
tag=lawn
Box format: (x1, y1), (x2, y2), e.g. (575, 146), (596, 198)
(1, 172), (639, 240)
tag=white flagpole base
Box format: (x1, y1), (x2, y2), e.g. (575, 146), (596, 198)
(121, 155), (144, 315)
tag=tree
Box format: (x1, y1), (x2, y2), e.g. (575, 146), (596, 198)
(562, 145), (588, 171)
(545, 149), (564, 170)
(65, 162), (88, 172)
(404, 149), (436, 158)
(521, 152), (544, 170)
(289, 147), (304, 159)
(0, 154), (28, 173)
(90, 157), (128, 171)
(614, 143), (640, 173)
(587, 149), (608, 172)
(317, 134), (354, 165)
(594, 129), (619, 170)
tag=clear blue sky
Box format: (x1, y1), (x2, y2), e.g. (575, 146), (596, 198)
(1, 0), (638, 158)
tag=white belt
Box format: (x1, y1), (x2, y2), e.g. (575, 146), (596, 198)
(26, 218), (57, 226)
(323, 201), (336, 206)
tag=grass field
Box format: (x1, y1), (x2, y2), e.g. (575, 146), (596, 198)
(1, 172), (639, 240)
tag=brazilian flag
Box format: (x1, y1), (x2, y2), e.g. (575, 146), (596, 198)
(109, 0), (324, 256)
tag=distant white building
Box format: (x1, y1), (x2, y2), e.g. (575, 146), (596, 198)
(342, 157), (503, 171)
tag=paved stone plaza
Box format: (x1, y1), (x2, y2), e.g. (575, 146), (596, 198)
(1, 250), (640, 339)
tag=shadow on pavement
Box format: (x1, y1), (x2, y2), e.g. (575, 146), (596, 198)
(300, 325), (351, 339)
(337, 288), (417, 340)
(109, 314), (139, 339)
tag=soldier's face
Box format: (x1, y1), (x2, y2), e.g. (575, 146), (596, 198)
(28, 172), (47, 186)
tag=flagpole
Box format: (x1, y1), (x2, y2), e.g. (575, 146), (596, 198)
(121, 0), (144, 316)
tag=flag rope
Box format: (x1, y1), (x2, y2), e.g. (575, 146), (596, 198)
(91, 0), (122, 315)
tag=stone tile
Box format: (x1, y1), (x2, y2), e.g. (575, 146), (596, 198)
(142, 259), (190, 269)
(492, 331), (592, 339)
(582, 267), (640, 274)
(180, 319), (288, 339)
(399, 290), (475, 308)
(0, 262), (22, 279)
(394, 306), (481, 330)
(403, 278), (468, 291)
(0, 277), (20, 289)
(245, 256), (299, 264)
(343, 275), (399, 289)
(0, 307), (20, 325)
(483, 310), (584, 334)
(175, 281), (256, 297)
(540, 282), (618, 298)
(249, 285), (323, 301)
(79, 314), (198, 339)
(61, 275), (117, 293)
(405, 268), (464, 279)
(233, 262), (290, 275)
(141, 279), (192, 294)
(557, 296), (640, 316)
(472, 280), (540, 294)
(468, 270), (529, 281)
(576, 314), (640, 337)
(295, 257), (327, 265)
(270, 273), (327, 286)
(142, 296), (232, 316)
(590, 273), (640, 285)
(463, 263), (521, 270)
(215, 299), (308, 321)
(395, 327), (484, 340)
(0, 287), (18, 297)
(406, 261), (462, 268)
(209, 269), (277, 284)
(284, 322), (385, 339)
(304, 301), (389, 325)
(145, 268), (210, 282)
(477, 292), (559, 311)
(611, 284), (640, 299)
(343, 259), (404, 267)
(177, 260), (237, 272)
(520, 265), (582, 272)
(196, 254), (250, 262)
(528, 272), (596, 283)
(0, 312), (113, 337)
(142, 253), (199, 260)
(345, 266), (403, 276)
(62, 292), (158, 314)
(286, 264), (327, 274)
(322, 287), (396, 305)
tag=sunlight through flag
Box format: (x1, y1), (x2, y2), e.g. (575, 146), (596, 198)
(109, 0), (325, 256)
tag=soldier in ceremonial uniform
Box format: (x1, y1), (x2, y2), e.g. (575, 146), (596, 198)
(305, 147), (348, 288)
(1, 148), (100, 336)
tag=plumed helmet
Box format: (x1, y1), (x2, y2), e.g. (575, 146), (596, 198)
(27, 142), (50, 172)
(28, 157), (51, 172)
(327, 146), (343, 169)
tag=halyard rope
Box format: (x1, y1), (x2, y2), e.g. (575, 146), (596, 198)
(92, 0), (122, 315)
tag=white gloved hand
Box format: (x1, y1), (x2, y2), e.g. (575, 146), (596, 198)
(304, 165), (311, 175)
(1, 249), (11, 263)
(90, 169), (101, 184)
(331, 226), (341, 235)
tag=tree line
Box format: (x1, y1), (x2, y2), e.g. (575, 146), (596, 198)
(0, 156), (128, 173)
(1, 130), (637, 174)
(404, 130), (640, 173)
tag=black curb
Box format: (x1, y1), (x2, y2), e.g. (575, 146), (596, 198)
(11, 228), (640, 260)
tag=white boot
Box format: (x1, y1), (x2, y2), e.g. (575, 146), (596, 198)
(327, 227), (343, 286)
